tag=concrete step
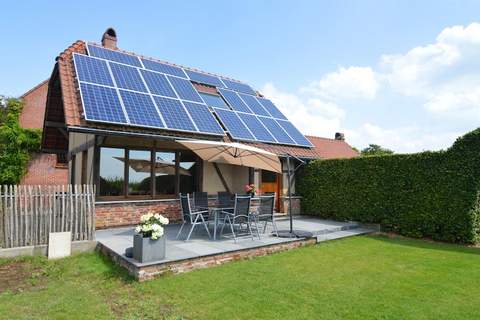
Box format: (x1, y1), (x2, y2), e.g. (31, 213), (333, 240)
(315, 228), (375, 243)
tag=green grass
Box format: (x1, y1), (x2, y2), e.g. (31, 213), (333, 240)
(1, 235), (480, 319)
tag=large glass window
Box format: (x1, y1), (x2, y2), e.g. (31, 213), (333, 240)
(154, 151), (176, 196)
(97, 147), (200, 199)
(99, 147), (125, 197)
(128, 150), (152, 197)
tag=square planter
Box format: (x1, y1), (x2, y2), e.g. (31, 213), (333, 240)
(133, 233), (166, 263)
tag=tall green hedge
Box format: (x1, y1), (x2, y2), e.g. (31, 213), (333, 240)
(0, 98), (42, 185)
(298, 129), (480, 243)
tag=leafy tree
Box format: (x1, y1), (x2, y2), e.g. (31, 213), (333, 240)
(0, 98), (42, 184)
(361, 144), (394, 156)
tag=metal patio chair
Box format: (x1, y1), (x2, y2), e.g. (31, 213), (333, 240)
(220, 195), (254, 242)
(176, 193), (211, 241)
(218, 191), (233, 207)
(193, 192), (209, 211)
(251, 195), (278, 237)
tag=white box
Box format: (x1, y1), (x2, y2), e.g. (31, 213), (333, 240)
(48, 232), (72, 259)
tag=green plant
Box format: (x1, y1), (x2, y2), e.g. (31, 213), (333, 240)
(298, 128), (480, 243)
(0, 98), (42, 185)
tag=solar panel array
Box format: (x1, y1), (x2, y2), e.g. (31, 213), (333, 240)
(74, 51), (224, 135)
(80, 44), (313, 147)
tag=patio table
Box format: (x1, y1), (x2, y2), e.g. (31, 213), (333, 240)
(208, 204), (234, 240)
(208, 198), (260, 240)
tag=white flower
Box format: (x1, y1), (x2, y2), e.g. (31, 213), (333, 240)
(135, 226), (142, 233)
(159, 216), (169, 225)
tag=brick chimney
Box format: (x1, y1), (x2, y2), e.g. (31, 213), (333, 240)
(335, 132), (345, 141)
(101, 28), (117, 49)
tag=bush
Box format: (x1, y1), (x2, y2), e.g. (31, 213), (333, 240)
(298, 128), (480, 243)
(0, 98), (42, 185)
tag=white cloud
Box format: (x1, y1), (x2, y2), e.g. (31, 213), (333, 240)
(346, 123), (461, 153)
(301, 66), (379, 100)
(381, 22), (480, 117)
(261, 82), (344, 138)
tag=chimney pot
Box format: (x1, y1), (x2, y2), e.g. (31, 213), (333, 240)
(101, 28), (117, 49)
(335, 132), (345, 141)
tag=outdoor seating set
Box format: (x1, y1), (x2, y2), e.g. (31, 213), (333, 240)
(176, 192), (278, 242)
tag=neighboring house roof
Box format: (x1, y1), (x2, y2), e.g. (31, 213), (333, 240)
(306, 135), (359, 159)
(19, 79), (49, 129)
(42, 35), (358, 160)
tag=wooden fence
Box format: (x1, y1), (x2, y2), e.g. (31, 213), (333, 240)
(0, 185), (95, 248)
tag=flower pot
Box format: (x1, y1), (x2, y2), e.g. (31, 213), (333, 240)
(133, 233), (166, 263)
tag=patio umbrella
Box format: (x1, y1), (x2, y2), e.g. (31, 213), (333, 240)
(175, 140), (282, 173)
(113, 157), (192, 176)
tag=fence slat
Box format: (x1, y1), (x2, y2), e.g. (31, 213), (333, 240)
(0, 184), (95, 248)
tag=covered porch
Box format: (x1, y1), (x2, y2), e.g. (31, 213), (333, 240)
(68, 129), (309, 229)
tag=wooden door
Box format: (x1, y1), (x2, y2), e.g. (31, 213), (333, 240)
(260, 170), (282, 212)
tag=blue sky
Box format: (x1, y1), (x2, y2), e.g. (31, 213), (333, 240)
(1, 0), (479, 152)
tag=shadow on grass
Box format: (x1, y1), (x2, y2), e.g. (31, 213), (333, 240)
(367, 234), (480, 256)
(93, 251), (136, 283)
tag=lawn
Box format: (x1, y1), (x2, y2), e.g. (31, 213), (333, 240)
(1, 235), (480, 319)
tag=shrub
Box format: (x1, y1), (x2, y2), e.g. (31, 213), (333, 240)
(0, 98), (42, 185)
(298, 128), (480, 243)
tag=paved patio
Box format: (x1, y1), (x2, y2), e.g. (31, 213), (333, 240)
(96, 216), (360, 268)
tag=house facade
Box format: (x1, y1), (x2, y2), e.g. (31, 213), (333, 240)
(38, 29), (358, 228)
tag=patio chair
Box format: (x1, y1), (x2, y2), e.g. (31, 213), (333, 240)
(176, 193), (211, 241)
(251, 195), (278, 237)
(193, 192), (209, 211)
(220, 195), (254, 242)
(218, 191), (233, 207)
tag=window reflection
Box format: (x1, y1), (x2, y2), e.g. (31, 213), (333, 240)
(99, 147), (125, 196)
(128, 150), (152, 196)
(154, 151), (176, 196)
(179, 151), (197, 194)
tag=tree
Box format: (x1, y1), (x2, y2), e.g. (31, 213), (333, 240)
(361, 144), (394, 156)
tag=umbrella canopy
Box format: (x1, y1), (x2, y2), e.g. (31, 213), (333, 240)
(176, 140), (281, 173)
(113, 157), (192, 176)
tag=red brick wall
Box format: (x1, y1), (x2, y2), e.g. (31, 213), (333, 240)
(95, 200), (181, 229)
(20, 153), (68, 185)
(19, 80), (48, 129)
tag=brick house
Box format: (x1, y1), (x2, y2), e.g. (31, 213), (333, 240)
(35, 28), (358, 228)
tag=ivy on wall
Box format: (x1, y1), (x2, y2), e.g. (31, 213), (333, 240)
(298, 129), (480, 244)
(0, 98), (42, 185)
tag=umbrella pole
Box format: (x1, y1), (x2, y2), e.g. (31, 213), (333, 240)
(286, 155), (293, 234)
(276, 153), (312, 239)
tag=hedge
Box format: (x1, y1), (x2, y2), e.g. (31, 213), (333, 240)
(298, 128), (480, 243)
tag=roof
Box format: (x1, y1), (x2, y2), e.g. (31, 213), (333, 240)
(305, 135), (359, 159)
(44, 39), (358, 160)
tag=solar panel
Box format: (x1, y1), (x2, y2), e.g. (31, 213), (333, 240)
(213, 108), (255, 141)
(257, 97), (288, 120)
(87, 44), (142, 67)
(141, 59), (187, 78)
(277, 120), (313, 147)
(167, 76), (203, 103)
(258, 116), (296, 145)
(73, 54), (114, 87)
(119, 90), (164, 128)
(183, 102), (224, 134)
(237, 113), (276, 143)
(109, 63), (147, 93)
(185, 70), (225, 87)
(238, 93), (270, 116)
(198, 92), (229, 109)
(140, 69), (177, 98)
(80, 83), (127, 124)
(221, 79), (256, 95)
(218, 88), (252, 113)
(153, 96), (197, 132)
